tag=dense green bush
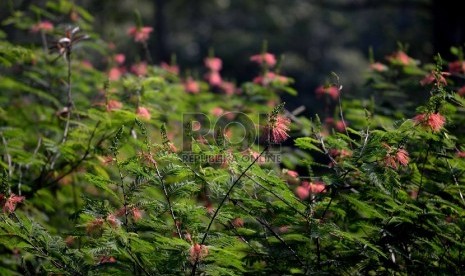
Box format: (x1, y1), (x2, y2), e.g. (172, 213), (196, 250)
(1, 1), (465, 275)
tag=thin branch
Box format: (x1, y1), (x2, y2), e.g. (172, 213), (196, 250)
(191, 145), (268, 275)
(200, 146), (268, 244)
(154, 162), (182, 239)
(45, 121), (102, 188)
(244, 173), (309, 219)
(62, 58), (73, 144)
(445, 158), (465, 206)
(1, 135), (13, 179)
(234, 202), (305, 267)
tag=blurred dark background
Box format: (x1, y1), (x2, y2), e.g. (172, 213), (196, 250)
(2, 0), (465, 113)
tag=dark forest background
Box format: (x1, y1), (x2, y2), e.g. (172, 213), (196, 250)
(2, 0), (464, 114)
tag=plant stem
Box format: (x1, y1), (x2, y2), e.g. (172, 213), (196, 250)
(62, 58), (73, 144)
(191, 145), (268, 275)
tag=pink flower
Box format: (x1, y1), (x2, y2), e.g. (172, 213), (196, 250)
(370, 62), (388, 72)
(86, 218), (104, 235)
(315, 85), (340, 100)
(2, 194), (25, 213)
(131, 207), (143, 221)
(31, 21), (54, 33)
(250, 52), (277, 67)
(106, 100), (123, 111)
(220, 81), (236, 95)
(136, 107), (151, 120)
(231, 217), (244, 228)
(127, 26), (153, 43)
(334, 120), (346, 132)
(189, 243), (208, 264)
(99, 256), (116, 264)
(448, 61), (465, 74)
(285, 170), (299, 178)
(264, 115), (291, 144)
(413, 113), (446, 132)
(387, 51), (415, 66)
(184, 77), (200, 94)
(309, 181), (326, 194)
(161, 62), (179, 75)
(114, 54), (126, 65)
(205, 71), (222, 86)
(420, 71), (448, 86)
(253, 72), (289, 86)
(329, 149), (352, 159)
(204, 57), (222, 71)
(131, 62), (148, 76)
(396, 149), (410, 166)
(106, 214), (121, 228)
(210, 107), (224, 117)
(108, 67), (124, 81)
(457, 151), (465, 158)
(295, 183), (310, 200)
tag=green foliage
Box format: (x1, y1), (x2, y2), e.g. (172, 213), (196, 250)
(0, 2), (464, 276)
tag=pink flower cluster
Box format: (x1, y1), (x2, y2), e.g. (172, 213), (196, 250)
(264, 115), (291, 144)
(383, 146), (410, 170)
(295, 181), (326, 200)
(413, 113), (446, 132)
(189, 243), (209, 264)
(315, 85), (340, 100)
(31, 21), (54, 33)
(127, 26), (153, 43)
(0, 193), (25, 213)
(250, 52), (277, 67)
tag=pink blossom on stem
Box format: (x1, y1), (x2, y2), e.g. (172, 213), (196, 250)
(370, 62), (388, 72)
(387, 50), (415, 66)
(99, 256), (116, 264)
(161, 62), (180, 75)
(108, 67), (124, 81)
(250, 52), (277, 67)
(106, 214), (121, 228)
(205, 71), (222, 86)
(309, 181), (326, 194)
(396, 149), (410, 166)
(2, 194), (25, 213)
(131, 62), (148, 76)
(448, 60), (465, 74)
(254, 72), (289, 86)
(136, 107), (151, 120)
(296, 183), (310, 200)
(210, 107), (224, 117)
(220, 81), (236, 95)
(86, 218), (104, 235)
(114, 54), (126, 65)
(204, 57), (222, 71)
(413, 113), (446, 132)
(127, 26), (153, 43)
(420, 71), (448, 86)
(131, 207), (143, 221)
(106, 100), (123, 111)
(315, 85), (340, 100)
(31, 21), (54, 33)
(184, 77), (200, 94)
(189, 243), (209, 264)
(264, 115), (291, 144)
